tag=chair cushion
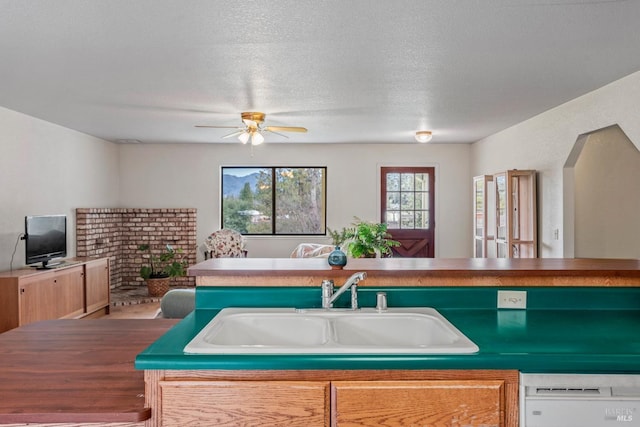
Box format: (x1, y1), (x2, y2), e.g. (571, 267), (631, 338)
(160, 289), (195, 319)
(203, 229), (246, 258)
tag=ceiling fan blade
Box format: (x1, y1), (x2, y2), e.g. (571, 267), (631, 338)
(195, 125), (242, 129)
(264, 126), (307, 133)
(263, 129), (289, 139)
(222, 130), (245, 139)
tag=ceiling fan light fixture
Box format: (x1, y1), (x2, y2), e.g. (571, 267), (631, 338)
(415, 131), (433, 143)
(251, 131), (265, 145)
(238, 132), (250, 144)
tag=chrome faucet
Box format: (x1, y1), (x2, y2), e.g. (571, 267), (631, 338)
(321, 272), (367, 309)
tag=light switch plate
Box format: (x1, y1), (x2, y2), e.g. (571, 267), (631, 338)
(497, 290), (527, 309)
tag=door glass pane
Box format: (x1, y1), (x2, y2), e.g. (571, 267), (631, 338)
(385, 211), (400, 228)
(401, 193), (414, 210)
(382, 168), (432, 232)
(475, 239), (483, 257)
(387, 173), (400, 191)
(475, 179), (484, 238)
(415, 192), (428, 209)
(401, 211), (415, 228)
(511, 176), (520, 239)
(400, 173), (414, 191)
(387, 192), (400, 210)
(496, 175), (506, 240)
(415, 211), (429, 229)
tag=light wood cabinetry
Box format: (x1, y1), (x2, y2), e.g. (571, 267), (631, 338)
(84, 257), (110, 315)
(18, 266), (84, 325)
(145, 370), (518, 427)
(474, 170), (537, 258)
(332, 380), (504, 426)
(0, 257), (110, 333)
(495, 170), (537, 258)
(160, 380), (330, 427)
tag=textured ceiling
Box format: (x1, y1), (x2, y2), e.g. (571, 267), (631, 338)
(1, 0), (639, 144)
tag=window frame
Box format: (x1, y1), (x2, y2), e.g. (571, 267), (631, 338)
(221, 166), (327, 236)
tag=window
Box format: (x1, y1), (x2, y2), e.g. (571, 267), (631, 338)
(382, 168), (433, 229)
(221, 167), (326, 235)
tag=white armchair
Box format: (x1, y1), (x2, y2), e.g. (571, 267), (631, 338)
(203, 229), (247, 259)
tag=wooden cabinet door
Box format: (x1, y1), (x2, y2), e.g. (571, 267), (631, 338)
(85, 258), (110, 314)
(159, 380), (330, 427)
(18, 267), (83, 324)
(331, 380), (504, 427)
(19, 272), (58, 325)
(53, 266), (85, 318)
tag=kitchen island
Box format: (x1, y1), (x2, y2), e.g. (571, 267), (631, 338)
(190, 257), (640, 287)
(137, 284), (640, 427)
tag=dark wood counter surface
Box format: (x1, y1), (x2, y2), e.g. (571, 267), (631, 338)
(189, 257), (640, 287)
(0, 318), (177, 425)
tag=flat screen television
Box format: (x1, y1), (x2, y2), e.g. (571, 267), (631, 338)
(24, 214), (67, 269)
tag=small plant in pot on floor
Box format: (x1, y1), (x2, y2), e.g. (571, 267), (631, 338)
(138, 243), (188, 297)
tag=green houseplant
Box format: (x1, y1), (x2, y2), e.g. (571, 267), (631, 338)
(327, 227), (350, 247)
(138, 243), (188, 296)
(344, 217), (400, 258)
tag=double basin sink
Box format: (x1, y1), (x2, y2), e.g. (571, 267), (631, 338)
(184, 307), (478, 355)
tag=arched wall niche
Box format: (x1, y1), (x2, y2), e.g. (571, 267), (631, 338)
(563, 124), (640, 259)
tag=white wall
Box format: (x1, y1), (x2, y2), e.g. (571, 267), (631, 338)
(5, 69), (640, 266)
(0, 107), (120, 271)
(471, 71), (640, 258)
(118, 142), (473, 259)
(572, 126), (640, 258)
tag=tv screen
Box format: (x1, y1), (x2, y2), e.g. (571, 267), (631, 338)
(25, 214), (67, 268)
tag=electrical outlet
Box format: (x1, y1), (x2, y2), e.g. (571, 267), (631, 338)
(497, 290), (527, 309)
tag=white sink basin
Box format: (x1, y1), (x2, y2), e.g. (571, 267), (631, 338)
(184, 307), (478, 355)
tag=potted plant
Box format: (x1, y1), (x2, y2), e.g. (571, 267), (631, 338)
(326, 227), (350, 269)
(344, 217), (401, 258)
(138, 243), (188, 297)
(327, 227), (350, 248)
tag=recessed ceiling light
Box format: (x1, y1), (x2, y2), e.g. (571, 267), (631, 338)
(415, 131), (433, 143)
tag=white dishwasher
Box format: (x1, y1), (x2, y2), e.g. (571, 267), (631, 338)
(521, 374), (640, 426)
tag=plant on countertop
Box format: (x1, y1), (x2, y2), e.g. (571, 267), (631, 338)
(344, 217), (401, 258)
(327, 226), (350, 247)
(138, 243), (188, 280)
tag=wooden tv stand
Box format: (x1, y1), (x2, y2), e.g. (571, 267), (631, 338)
(0, 257), (110, 333)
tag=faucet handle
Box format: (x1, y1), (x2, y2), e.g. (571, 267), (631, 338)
(321, 280), (334, 308)
(350, 284), (358, 310)
(376, 292), (388, 312)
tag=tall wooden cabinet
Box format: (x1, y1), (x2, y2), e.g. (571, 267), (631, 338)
(494, 170), (537, 258)
(474, 170), (537, 258)
(0, 257), (110, 333)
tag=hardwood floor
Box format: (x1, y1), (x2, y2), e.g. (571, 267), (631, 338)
(107, 302), (161, 319)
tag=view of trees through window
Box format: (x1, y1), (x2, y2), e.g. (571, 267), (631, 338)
(221, 167), (326, 235)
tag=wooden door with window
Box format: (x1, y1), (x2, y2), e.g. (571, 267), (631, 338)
(381, 167), (435, 257)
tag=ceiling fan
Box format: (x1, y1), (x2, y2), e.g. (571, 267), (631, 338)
(196, 111), (307, 145)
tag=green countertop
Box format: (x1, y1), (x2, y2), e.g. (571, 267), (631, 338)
(135, 286), (640, 373)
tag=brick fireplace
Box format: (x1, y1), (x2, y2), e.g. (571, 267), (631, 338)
(76, 208), (197, 290)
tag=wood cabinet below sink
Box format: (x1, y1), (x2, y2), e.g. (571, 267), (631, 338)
(332, 380), (504, 426)
(146, 370), (517, 427)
